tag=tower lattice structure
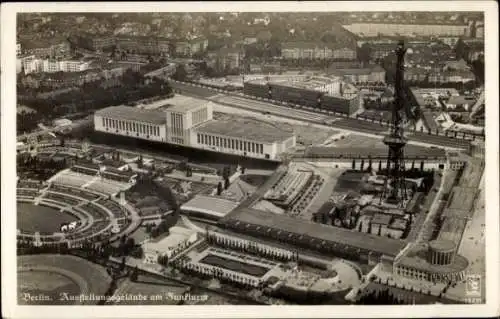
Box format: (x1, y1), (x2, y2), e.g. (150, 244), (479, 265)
(381, 41), (408, 205)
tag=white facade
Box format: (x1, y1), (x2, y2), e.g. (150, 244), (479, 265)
(165, 102), (213, 146)
(191, 129), (296, 160)
(94, 114), (167, 143)
(42, 60), (90, 73)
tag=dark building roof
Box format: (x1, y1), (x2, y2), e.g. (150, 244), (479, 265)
(224, 207), (407, 257)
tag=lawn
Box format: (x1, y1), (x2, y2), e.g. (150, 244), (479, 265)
(17, 202), (76, 234)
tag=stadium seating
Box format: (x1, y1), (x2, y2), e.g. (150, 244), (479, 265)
(17, 188), (40, 198)
(80, 203), (110, 220)
(50, 184), (100, 201)
(96, 199), (129, 219)
(44, 192), (81, 206)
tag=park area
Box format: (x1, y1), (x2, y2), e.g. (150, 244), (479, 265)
(17, 202), (76, 234)
(199, 254), (271, 277)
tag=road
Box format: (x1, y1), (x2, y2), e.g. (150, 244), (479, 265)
(170, 81), (471, 150)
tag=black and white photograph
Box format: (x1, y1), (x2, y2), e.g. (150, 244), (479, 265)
(1, 2), (498, 318)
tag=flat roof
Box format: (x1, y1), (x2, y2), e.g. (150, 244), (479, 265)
(371, 213), (392, 225)
(95, 106), (166, 125)
(304, 146), (446, 159)
(195, 117), (295, 144)
(181, 195), (239, 218)
(225, 207), (407, 256)
(429, 239), (456, 252)
(143, 226), (196, 252)
(161, 95), (208, 113)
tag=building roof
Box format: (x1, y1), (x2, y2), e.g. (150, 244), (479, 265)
(446, 95), (476, 106)
(180, 195), (239, 219)
(225, 207), (407, 256)
(143, 226), (196, 253)
(195, 117), (295, 144)
(371, 213), (392, 225)
(94, 106), (167, 125)
(428, 239), (456, 252)
(161, 95), (208, 113)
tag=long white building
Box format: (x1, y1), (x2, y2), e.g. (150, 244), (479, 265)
(94, 96), (296, 161)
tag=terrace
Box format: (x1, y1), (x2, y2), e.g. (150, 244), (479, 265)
(44, 192), (81, 206)
(49, 184), (101, 201)
(264, 170), (314, 207)
(51, 171), (95, 188)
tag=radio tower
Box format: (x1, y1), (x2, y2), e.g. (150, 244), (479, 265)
(381, 41), (408, 205)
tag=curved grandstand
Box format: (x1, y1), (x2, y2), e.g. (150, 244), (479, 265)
(16, 143), (141, 247)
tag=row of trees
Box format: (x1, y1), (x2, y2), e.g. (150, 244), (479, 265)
(206, 232), (299, 263)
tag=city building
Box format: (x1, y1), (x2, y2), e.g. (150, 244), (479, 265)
(455, 38), (484, 62)
(427, 69), (476, 84)
(115, 36), (171, 56)
(342, 22), (468, 37)
(444, 95), (476, 112)
(175, 38), (209, 57)
(93, 96), (295, 160)
(180, 195), (240, 221)
(19, 37), (71, 59)
(192, 115), (296, 160)
(143, 226), (198, 263)
(16, 43), (22, 56)
(244, 76), (360, 115)
(281, 42), (357, 60)
(447, 151), (469, 170)
(329, 65), (386, 84)
(207, 47), (243, 72)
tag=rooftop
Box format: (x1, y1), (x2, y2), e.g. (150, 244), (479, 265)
(397, 244), (468, 273)
(180, 195), (239, 219)
(429, 239), (456, 252)
(95, 106), (166, 125)
(225, 207), (407, 257)
(161, 95), (208, 113)
(371, 213), (392, 225)
(195, 117), (295, 144)
(446, 95), (476, 106)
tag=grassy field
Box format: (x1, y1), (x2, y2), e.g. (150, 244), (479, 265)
(17, 202), (76, 234)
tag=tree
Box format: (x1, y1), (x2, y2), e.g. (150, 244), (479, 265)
(224, 177), (230, 190)
(240, 166), (246, 174)
(377, 226), (382, 236)
(378, 160), (382, 172)
(411, 160), (415, 170)
(358, 222), (363, 232)
(173, 64), (188, 82)
(360, 159), (365, 172)
(352, 159), (356, 170)
(217, 182), (223, 196)
(119, 256), (126, 272)
(420, 161), (424, 172)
